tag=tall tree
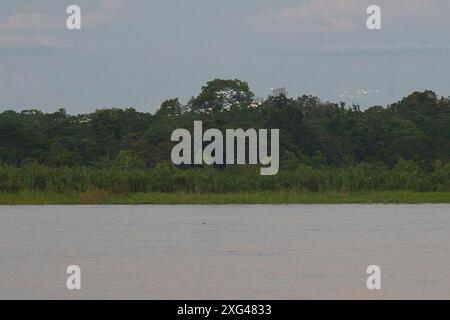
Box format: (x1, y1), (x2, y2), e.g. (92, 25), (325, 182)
(189, 79), (254, 113)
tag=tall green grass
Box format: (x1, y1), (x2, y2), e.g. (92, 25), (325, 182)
(1, 191), (449, 205)
(1, 160), (449, 194)
(0, 160), (449, 204)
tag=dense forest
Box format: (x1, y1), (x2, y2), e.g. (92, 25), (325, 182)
(1, 79), (450, 195)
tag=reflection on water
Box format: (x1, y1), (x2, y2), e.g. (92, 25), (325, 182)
(0, 205), (449, 299)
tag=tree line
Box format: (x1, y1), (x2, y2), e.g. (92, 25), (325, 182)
(1, 79), (449, 193)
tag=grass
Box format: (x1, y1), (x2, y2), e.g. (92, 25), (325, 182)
(1, 190), (450, 205)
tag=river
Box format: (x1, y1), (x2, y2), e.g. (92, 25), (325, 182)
(0, 205), (449, 299)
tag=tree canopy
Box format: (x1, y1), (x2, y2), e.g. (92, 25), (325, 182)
(1, 80), (449, 171)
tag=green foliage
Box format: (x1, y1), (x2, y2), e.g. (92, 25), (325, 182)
(2, 191), (450, 205)
(0, 160), (449, 194)
(189, 79), (254, 113)
(1, 82), (450, 195)
(156, 98), (184, 117)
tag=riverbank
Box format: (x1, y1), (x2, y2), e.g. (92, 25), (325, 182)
(1, 191), (450, 205)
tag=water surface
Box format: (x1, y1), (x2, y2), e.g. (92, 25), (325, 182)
(0, 205), (449, 299)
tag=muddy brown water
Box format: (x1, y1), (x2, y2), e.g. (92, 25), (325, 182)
(0, 205), (449, 299)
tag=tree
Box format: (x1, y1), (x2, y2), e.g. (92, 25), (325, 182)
(156, 98), (184, 117)
(189, 79), (254, 113)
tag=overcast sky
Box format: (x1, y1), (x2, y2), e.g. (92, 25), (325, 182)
(1, 0), (450, 113)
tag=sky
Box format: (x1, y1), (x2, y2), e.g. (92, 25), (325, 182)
(1, 0), (450, 113)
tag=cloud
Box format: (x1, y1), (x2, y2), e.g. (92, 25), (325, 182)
(251, 0), (450, 34)
(0, 13), (60, 31)
(0, 34), (65, 48)
(0, 0), (129, 47)
(83, 0), (129, 27)
(252, 0), (362, 33)
(0, 0), (128, 31)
